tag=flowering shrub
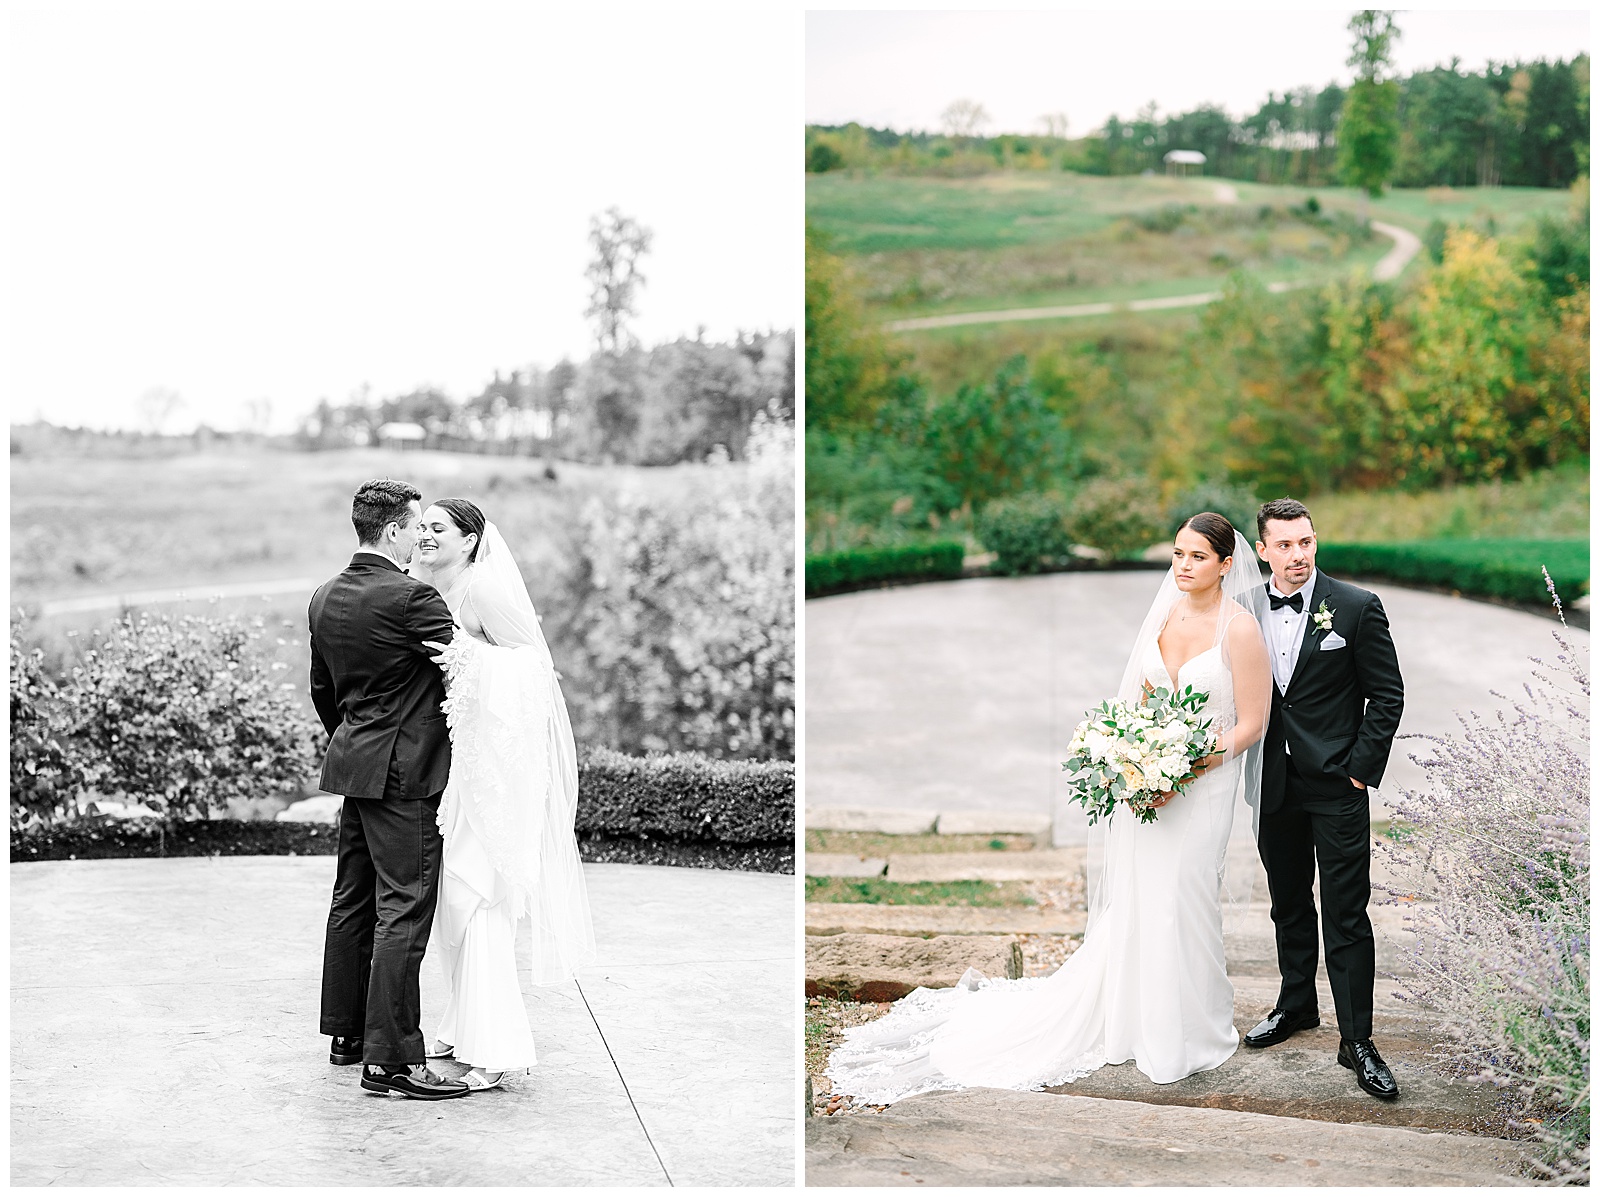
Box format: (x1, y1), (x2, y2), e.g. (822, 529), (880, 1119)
(9, 610), (323, 827)
(1379, 576), (1589, 1182)
(9, 617), (77, 829)
(550, 417), (795, 760)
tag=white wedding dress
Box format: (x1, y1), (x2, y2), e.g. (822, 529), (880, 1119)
(428, 525), (597, 1072)
(826, 625), (1250, 1103)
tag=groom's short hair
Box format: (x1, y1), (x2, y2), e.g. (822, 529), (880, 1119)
(1256, 497), (1313, 542)
(352, 478), (422, 546)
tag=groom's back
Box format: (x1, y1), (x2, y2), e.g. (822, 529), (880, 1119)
(308, 556), (455, 801)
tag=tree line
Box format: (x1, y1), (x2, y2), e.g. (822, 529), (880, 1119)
(294, 330), (795, 466)
(807, 53), (1588, 190)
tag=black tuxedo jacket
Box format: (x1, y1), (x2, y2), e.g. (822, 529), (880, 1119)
(308, 553), (457, 801)
(1261, 572), (1404, 811)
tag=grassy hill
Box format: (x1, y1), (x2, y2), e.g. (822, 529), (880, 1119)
(808, 172), (1571, 320)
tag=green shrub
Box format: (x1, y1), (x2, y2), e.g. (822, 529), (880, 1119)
(575, 746), (793, 845)
(10, 610), (321, 829)
(975, 493), (1073, 576)
(1068, 477), (1164, 561)
(805, 542), (966, 597)
(1317, 539), (1589, 604)
(896, 357), (1074, 508)
(1164, 478), (1261, 544)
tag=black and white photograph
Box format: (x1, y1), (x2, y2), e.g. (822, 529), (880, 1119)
(10, 5), (798, 1187)
(803, 7), (1588, 1186)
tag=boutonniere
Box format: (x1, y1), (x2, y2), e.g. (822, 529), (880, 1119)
(1313, 600), (1335, 633)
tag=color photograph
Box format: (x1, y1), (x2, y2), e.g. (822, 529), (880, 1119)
(803, 8), (1588, 1185)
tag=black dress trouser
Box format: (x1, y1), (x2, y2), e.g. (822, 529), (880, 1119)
(319, 792), (443, 1066)
(1256, 759), (1376, 1041)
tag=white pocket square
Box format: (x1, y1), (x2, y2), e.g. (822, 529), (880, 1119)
(1320, 632), (1348, 650)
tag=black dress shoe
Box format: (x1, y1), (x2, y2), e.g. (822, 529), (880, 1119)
(360, 1062), (470, 1100)
(329, 1036), (363, 1065)
(1242, 1007), (1321, 1048)
(1338, 1038), (1400, 1100)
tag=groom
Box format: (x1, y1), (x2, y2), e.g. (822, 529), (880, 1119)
(1245, 498), (1405, 1102)
(309, 478), (468, 1100)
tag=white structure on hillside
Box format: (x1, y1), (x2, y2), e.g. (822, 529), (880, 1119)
(1164, 149), (1206, 177)
(376, 421), (427, 449)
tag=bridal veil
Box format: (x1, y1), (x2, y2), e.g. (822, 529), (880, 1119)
(1086, 525), (1271, 932)
(437, 522), (598, 986)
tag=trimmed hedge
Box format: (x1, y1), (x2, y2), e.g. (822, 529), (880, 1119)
(9, 820), (794, 873)
(1317, 539), (1589, 605)
(575, 746), (793, 845)
(11, 748), (796, 874)
(805, 541), (966, 597)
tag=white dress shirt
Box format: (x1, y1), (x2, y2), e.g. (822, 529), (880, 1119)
(1266, 568), (1317, 696)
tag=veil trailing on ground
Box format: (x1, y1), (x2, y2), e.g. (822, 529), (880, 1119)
(436, 522), (597, 986)
(1084, 527), (1271, 936)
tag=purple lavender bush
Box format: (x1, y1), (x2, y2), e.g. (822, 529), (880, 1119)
(1379, 573), (1589, 1183)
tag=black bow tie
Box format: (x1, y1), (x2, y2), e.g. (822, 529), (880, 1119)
(1269, 592), (1304, 613)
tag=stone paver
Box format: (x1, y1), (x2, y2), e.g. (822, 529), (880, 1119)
(10, 857), (794, 1187)
(805, 574), (1584, 833)
(805, 1088), (1533, 1186)
(805, 903), (1086, 938)
(885, 848), (1084, 883)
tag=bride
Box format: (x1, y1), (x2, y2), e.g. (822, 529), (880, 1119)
(410, 497), (597, 1091)
(827, 512), (1272, 1101)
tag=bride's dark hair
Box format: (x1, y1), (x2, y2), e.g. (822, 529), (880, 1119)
(1176, 512), (1237, 561)
(433, 497), (487, 562)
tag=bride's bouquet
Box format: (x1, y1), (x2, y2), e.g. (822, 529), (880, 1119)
(1062, 686), (1218, 824)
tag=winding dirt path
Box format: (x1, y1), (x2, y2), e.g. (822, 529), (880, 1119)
(882, 219), (1423, 333)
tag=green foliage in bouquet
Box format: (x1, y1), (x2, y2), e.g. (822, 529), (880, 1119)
(1063, 685), (1216, 825)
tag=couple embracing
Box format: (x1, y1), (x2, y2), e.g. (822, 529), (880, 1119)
(310, 479), (596, 1100)
(830, 498), (1406, 1106)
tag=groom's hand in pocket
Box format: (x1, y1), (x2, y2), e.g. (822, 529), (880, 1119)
(1349, 776), (1367, 790)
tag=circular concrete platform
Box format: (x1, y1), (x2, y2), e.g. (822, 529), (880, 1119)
(10, 857), (796, 1187)
(806, 573), (1586, 826)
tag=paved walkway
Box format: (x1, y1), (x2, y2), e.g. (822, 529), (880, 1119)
(10, 858), (794, 1186)
(881, 219), (1421, 333)
(806, 573), (1584, 832)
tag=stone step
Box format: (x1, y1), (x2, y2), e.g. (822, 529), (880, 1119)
(806, 934), (1022, 1002)
(886, 849), (1085, 882)
(805, 854), (888, 878)
(807, 807), (938, 835)
(805, 902), (1086, 938)
(805, 899), (1423, 978)
(805, 1088), (1531, 1186)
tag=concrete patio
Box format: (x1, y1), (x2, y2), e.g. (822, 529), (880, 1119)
(10, 857), (796, 1187)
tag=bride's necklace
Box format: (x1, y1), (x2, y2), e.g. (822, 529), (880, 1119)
(1178, 596), (1222, 622)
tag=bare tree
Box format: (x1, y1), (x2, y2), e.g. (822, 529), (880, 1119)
(1039, 112), (1070, 140)
(941, 98), (991, 140)
(137, 386), (184, 435)
(584, 207), (653, 355)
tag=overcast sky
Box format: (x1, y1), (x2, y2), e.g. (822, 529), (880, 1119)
(8, 6), (800, 433)
(808, 8), (1590, 136)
